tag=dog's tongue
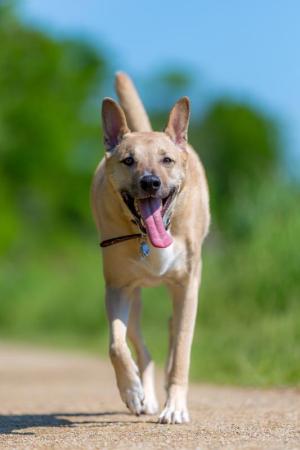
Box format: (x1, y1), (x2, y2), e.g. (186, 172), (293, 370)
(138, 198), (173, 248)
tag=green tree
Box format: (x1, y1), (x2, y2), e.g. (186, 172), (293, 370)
(0, 4), (105, 251)
(193, 100), (280, 226)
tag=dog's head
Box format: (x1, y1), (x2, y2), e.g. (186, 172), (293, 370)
(101, 97), (190, 248)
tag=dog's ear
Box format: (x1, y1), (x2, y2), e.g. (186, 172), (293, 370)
(165, 97), (190, 146)
(102, 98), (130, 152)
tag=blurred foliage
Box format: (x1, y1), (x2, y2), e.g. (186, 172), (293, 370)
(0, 3), (104, 251)
(192, 100), (280, 228)
(1, 5), (300, 385)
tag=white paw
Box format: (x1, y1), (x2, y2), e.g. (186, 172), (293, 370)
(158, 384), (189, 424)
(121, 379), (145, 416)
(158, 406), (189, 424)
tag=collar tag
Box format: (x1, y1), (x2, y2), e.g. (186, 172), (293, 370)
(140, 241), (150, 257)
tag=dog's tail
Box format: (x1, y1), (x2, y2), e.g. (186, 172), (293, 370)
(115, 72), (152, 132)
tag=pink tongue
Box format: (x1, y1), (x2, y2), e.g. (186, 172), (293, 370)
(138, 198), (173, 248)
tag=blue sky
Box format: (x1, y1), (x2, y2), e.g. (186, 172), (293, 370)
(20, 0), (300, 170)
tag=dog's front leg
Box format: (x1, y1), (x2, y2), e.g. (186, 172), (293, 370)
(127, 290), (159, 414)
(159, 264), (201, 424)
(105, 286), (144, 415)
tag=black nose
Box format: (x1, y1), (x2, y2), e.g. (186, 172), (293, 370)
(140, 175), (161, 194)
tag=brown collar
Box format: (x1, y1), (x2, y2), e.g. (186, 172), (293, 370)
(100, 233), (142, 248)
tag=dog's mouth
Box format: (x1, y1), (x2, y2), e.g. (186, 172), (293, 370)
(121, 188), (176, 248)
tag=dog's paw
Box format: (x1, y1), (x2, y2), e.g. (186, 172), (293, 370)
(158, 384), (189, 424)
(121, 379), (145, 416)
(158, 405), (189, 424)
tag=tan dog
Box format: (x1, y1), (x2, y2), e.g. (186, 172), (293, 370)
(91, 73), (210, 424)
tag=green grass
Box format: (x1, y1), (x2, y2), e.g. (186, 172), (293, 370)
(1, 183), (300, 386)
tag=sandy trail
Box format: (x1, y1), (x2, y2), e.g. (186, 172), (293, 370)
(0, 343), (299, 449)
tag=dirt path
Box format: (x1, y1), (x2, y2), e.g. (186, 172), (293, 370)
(0, 343), (299, 449)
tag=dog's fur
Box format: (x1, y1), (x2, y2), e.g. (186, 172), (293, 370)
(91, 72), (210, 424)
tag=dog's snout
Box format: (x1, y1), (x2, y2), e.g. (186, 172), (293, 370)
(140, 175), (161, 194)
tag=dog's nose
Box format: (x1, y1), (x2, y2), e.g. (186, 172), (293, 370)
(140, 175), (161, 194)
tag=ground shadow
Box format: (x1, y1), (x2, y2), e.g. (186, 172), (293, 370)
(0, 411), (130, 435)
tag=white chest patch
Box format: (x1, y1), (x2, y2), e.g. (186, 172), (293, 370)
(139, 237), (185, 277)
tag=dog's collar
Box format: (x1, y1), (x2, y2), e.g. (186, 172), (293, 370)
(100, 233), (142, 248)
(100, 233), (150, 257)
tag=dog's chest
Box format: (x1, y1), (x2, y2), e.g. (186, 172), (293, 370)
(131, 237), (186, 283)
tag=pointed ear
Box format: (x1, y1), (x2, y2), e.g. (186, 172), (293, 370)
(165, 97), (190, 146)
(102, 98), (130, 151)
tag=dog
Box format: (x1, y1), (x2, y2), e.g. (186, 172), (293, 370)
(91, 72), (210, 424)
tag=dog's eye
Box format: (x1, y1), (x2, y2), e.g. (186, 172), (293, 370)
(121, 156), (135, 166)
(162, 156), (174, 165)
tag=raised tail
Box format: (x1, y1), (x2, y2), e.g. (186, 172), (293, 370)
(115, 72), (152, 132)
